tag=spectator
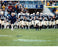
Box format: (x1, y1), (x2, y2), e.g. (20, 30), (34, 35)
(52, 2), (56, 6)
(47, 2), (50, 6)
(8, 4), (13, 14)
(2, 4), (6, 11)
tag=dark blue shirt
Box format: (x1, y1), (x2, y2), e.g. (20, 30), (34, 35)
(9, 15), (17, 24)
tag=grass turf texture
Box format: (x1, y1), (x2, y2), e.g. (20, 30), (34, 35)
(0, 29), (57, 46)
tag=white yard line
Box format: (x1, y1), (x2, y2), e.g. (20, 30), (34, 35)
(0, 35), (12, 37)
(14, 39), (51, 42)
(0, 35), (9, 37)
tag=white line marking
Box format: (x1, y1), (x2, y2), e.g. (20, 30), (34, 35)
(0, 35), (12, 37)
(0, 35), (9, 37)
(14, 39), (51, 42)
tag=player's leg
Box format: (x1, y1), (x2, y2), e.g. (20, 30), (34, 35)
(11, 24), (14, 31)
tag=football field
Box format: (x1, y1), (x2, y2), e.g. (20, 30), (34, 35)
(0, 29), (57, 46)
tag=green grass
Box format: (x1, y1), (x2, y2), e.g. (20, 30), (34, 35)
(0, 29), (58, 46)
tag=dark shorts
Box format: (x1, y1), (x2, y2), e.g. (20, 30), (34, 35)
(1, 19), (4, 21)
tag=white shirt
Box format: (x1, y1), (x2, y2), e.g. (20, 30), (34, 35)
(18, 13), (20, 18)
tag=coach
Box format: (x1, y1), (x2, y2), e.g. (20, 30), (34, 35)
(8, 13), (17, 30)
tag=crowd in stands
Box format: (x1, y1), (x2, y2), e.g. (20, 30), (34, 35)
(0, 1), (58, 30)
(47, 1), (58, 6)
